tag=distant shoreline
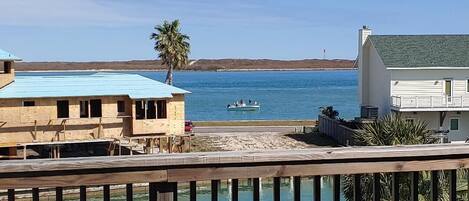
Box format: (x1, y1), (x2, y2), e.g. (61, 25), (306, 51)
(14, 58), (355, 72)
(17, 68), (356, 73)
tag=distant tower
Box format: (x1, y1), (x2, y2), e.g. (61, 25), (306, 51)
(323, 49), (326, 60)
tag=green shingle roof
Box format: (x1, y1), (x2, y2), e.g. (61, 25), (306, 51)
(368, 35), (469, 68)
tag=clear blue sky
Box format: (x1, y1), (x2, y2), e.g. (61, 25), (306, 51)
(1, 0), (468, 62)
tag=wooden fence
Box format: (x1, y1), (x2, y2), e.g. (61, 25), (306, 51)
(1, 144), (469, 201)
(318, 114), (358, 145)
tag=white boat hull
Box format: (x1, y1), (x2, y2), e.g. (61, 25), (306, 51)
(227, 105), (260, 111)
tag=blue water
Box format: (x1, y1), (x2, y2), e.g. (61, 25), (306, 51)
(18, 70), (358, 121)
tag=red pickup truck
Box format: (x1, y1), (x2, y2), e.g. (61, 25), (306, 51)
(185, 120), (194, 133)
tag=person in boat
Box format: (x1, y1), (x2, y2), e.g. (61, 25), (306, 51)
(248, 100), (252, 104)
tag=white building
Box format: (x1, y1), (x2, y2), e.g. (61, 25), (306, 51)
(358, 26), (469, 141)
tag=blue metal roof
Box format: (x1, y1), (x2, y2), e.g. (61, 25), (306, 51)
(0, 72), (190, 99)
(0, 49), (21, 61)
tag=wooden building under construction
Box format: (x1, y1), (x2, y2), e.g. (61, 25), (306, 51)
(0, 49), (190, 159)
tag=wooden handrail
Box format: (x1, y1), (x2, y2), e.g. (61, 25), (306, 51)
(1, 144), (468, 200)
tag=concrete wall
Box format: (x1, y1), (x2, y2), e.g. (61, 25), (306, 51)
(0, 94), (185, 144)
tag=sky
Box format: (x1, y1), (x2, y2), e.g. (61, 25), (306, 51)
(0, 0), (468, 62)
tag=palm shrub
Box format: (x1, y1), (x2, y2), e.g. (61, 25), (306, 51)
(343, 114), (448, 201)
(319, 106), (339, 119)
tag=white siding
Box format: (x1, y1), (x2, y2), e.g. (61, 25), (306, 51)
(402, 111), (469, 142)
(362, 42), (391, 116)
(391, 69), (469, 97)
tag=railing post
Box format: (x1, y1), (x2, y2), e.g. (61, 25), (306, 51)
(333, 175), (341, 201)
(80, 186), (86, 201)
(211, 180), (219, 201)
(373, 173), (381, 201)
(410, 172), (418, 201)
(273, 177), (280, 201)
(431, 171), (438, 201)
(190, 181), (197, 201)
(150, 182), (177, 201)
(293, 176), (301, 201)
(449, 170), (457, 201)
(32, 188), (39, 201)
(353, 174), (361, 201)
(56, 187), (63, 201)
(253, 178), (260, 201)
(313, 175), (321, 201)
(392, 172), (399, 201)
(126, 184), (133, 201)
(231, 179), (238, 201)
(103, 185), (110, 201)
(8, 189), (14, 201)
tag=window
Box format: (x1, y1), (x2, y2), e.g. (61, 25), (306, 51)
(57, 100), (69, 118)
(136, 100), (145, 119)
(80, 101), (89, 118)
(450, 118), (459, 131)
(146, 100), (156, 119)
(23, 101), (35, 107)
(135, 100), (162, 120)
(467, 79), (469, 92)
(117, 101), (125, 113)
(157, 100), (167, 119)
(90, 99), (102, 117)
(405, 118), (414, 124)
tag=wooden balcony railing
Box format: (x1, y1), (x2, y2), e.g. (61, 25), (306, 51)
(391, 95), (469, 110)
(1, 144), (469, 201)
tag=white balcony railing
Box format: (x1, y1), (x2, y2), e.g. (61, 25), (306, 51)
(391, 95), (469, 109)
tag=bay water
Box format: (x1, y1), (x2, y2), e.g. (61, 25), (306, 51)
(19, 70), (358, 121)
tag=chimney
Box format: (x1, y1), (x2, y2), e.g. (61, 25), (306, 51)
(358, 26), (372, 107)
(358, 25), (372, 60)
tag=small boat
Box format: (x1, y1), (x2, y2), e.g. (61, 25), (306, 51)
(227, 100), (260, 111)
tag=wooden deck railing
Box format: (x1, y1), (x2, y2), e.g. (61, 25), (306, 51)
(1, 144), (469, 201)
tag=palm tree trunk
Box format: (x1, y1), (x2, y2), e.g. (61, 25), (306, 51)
(165, 63), (173, 85)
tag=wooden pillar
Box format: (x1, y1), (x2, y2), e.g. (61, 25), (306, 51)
(332, 175), (341, 201)
(410, 172), (419, 201)
(231, 179), (238, 201)
(373, 173), (381, 201)
(32, 188), (39, 201)
(80, 186), (86, 201)
(4, 61), (12, 73)
(211, 180), (219, 201)
(293, 176), (301, 201)
(449, 170), (457, 201)
(7, 189), (14, 201)
(103, 185), (110, 201)
(431, 171), (438, 201)
(353, 174), (361, 201)
(313, 175), (321, 201)
(273, 177), (280, 201)
(392, 172), (399, 201)
(56, 187), (63, 201)
(252, 178), (260, 201)
(126, 184), (133, 201)
(190, 181), (197, 201)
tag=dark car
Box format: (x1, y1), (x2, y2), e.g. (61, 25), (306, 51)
(185, 120), (194, 133)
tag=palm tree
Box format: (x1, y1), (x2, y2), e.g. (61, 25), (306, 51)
(150, 20), (190, 85)
(343, 114), (445, 201)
